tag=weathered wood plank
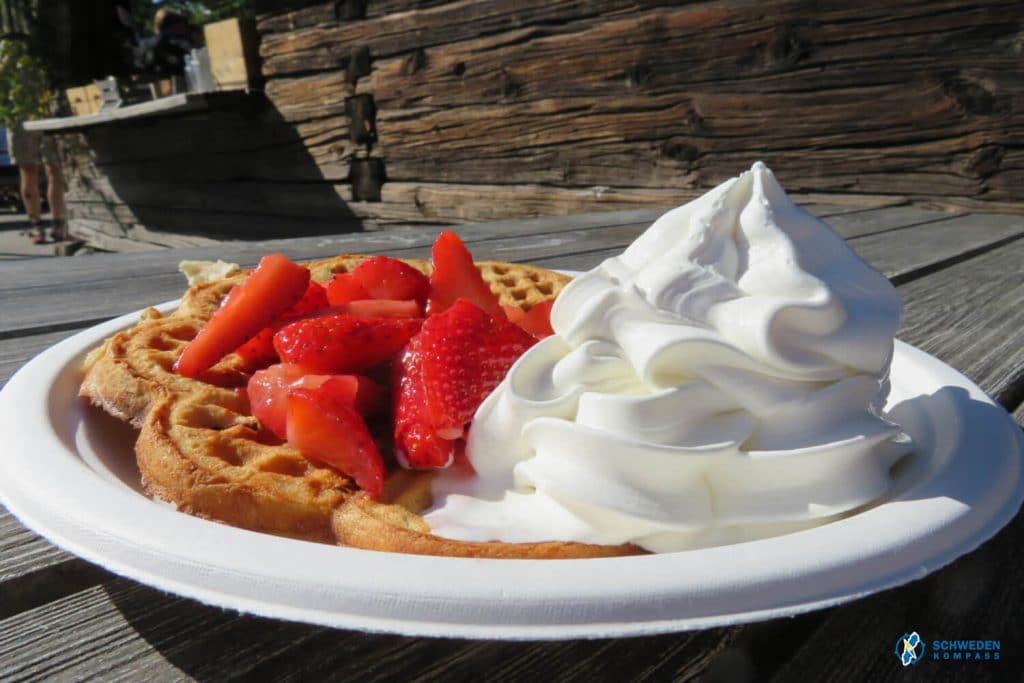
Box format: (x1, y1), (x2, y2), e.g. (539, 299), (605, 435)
(372, 97), (1014, 196)
(66, 173), (904, 241)
(850, 213), (1024, 282)
(261, 0), (1018, 78)
(260, 0), (662, 72)
(0, 211), (664, 333)
(69, 220), (219, 252)
(814, 206), (964, 240)
(69, 206), (366, 243)
(0, 328), (85, 388)
(259, 0), (457, 34)
(7, 208), (1020, 336)
(493, 211), (1024, 279)
(0, 508), (74, 584)
(0, 209), (659, 291)
(26, 93), (219, 132)
(0, 205), (904, 335)
(0, 575), (739, 683)
(253, 0), (1022, 219)
(893, 238), (1024, 410)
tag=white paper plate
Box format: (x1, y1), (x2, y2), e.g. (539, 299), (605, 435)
(0, 302), (1022, 640)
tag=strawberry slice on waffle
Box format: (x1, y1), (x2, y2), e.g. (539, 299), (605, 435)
(393, 299), (537, 468)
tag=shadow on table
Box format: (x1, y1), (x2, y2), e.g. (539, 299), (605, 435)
(886, 385), (1021, 507)
(104, 581), (800, 682)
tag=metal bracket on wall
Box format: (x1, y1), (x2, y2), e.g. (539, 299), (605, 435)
(346, 94), (377, 146)
(349, 159), (385, 202)
(334, 0), (367, 21)
(347, 47), (372, 87)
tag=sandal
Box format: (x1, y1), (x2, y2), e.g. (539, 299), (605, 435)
(50, 221), (70, 242)
(29, 230), (47, 244)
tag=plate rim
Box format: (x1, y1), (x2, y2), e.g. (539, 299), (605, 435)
(0, 302), (1021, 639)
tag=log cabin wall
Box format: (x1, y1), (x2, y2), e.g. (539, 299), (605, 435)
(61, 0), (1023, 247)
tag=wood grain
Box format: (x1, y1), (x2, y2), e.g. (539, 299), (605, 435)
(894, 237), (1024, 411)
(6, 207), (1021, 336)
(0, 577), (740, 682)
(260, 0), (1022, 203)
(0, 510), (74, 585)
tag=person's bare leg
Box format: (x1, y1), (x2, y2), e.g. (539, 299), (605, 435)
(18, 165), (44, 241)
(19, 164), (41, 220)
(44, 162), (67, 240)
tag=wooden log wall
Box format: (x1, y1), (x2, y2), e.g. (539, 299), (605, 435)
(60, 0), (1023, 247)
(257, 0), (1023, 219)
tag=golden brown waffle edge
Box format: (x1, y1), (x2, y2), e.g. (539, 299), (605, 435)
(80, 254), (641, 556)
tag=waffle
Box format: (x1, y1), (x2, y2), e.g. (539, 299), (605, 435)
(80, 254), (640, 556)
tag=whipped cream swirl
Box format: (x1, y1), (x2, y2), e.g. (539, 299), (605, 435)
(424, 162), (912, 553)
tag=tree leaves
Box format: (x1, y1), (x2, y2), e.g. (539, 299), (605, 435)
(0, 39), (51, 128)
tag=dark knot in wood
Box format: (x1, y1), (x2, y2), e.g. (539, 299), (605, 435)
(660, 140), (699, 165)
(965, 145), (1004, 179)
(334, 0), (367, 22)
(625, 64), (652, 88)
(685, 108), (705, 133)
(452, 61), (467, 77)
(501, 69), (522, 98)
(943, 77), (1005, 116)
(768, 24), (811, 68)
(401, 49), (427, 76)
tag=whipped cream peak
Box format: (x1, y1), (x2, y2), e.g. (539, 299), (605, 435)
(425, 162), (912, 553)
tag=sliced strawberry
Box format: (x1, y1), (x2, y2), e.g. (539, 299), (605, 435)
(247, 363), (308, 439)
(287, 387), (385, 498)
(288, 281), (330, 317)
(248, 364), (383, 439)
(291, 373), (383, 416)
(175, 254), (310, 378)
(352, 256), (430, 305)
(235, 327), (277, 370)
(520, 300), (555, 339)
(332, 299), (421, 318)
(419, 299), (536, 439)
(501, 304), (527, 326)
(426, 231), (503, 318)
(273, 314), (422, 374)
(326, 272), (370, 306)
(391, 336), (459, 469)
(392, 299), (536, 469)
(231, 282), (330, 371)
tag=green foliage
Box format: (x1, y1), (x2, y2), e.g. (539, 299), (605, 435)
(0, 38), (51, 127)
(138, 1), (256, 31)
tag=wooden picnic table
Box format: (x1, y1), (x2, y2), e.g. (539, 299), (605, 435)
(1, 204), (1022, 681)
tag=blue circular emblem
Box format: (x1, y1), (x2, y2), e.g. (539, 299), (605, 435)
(895, 632), (925, 666)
